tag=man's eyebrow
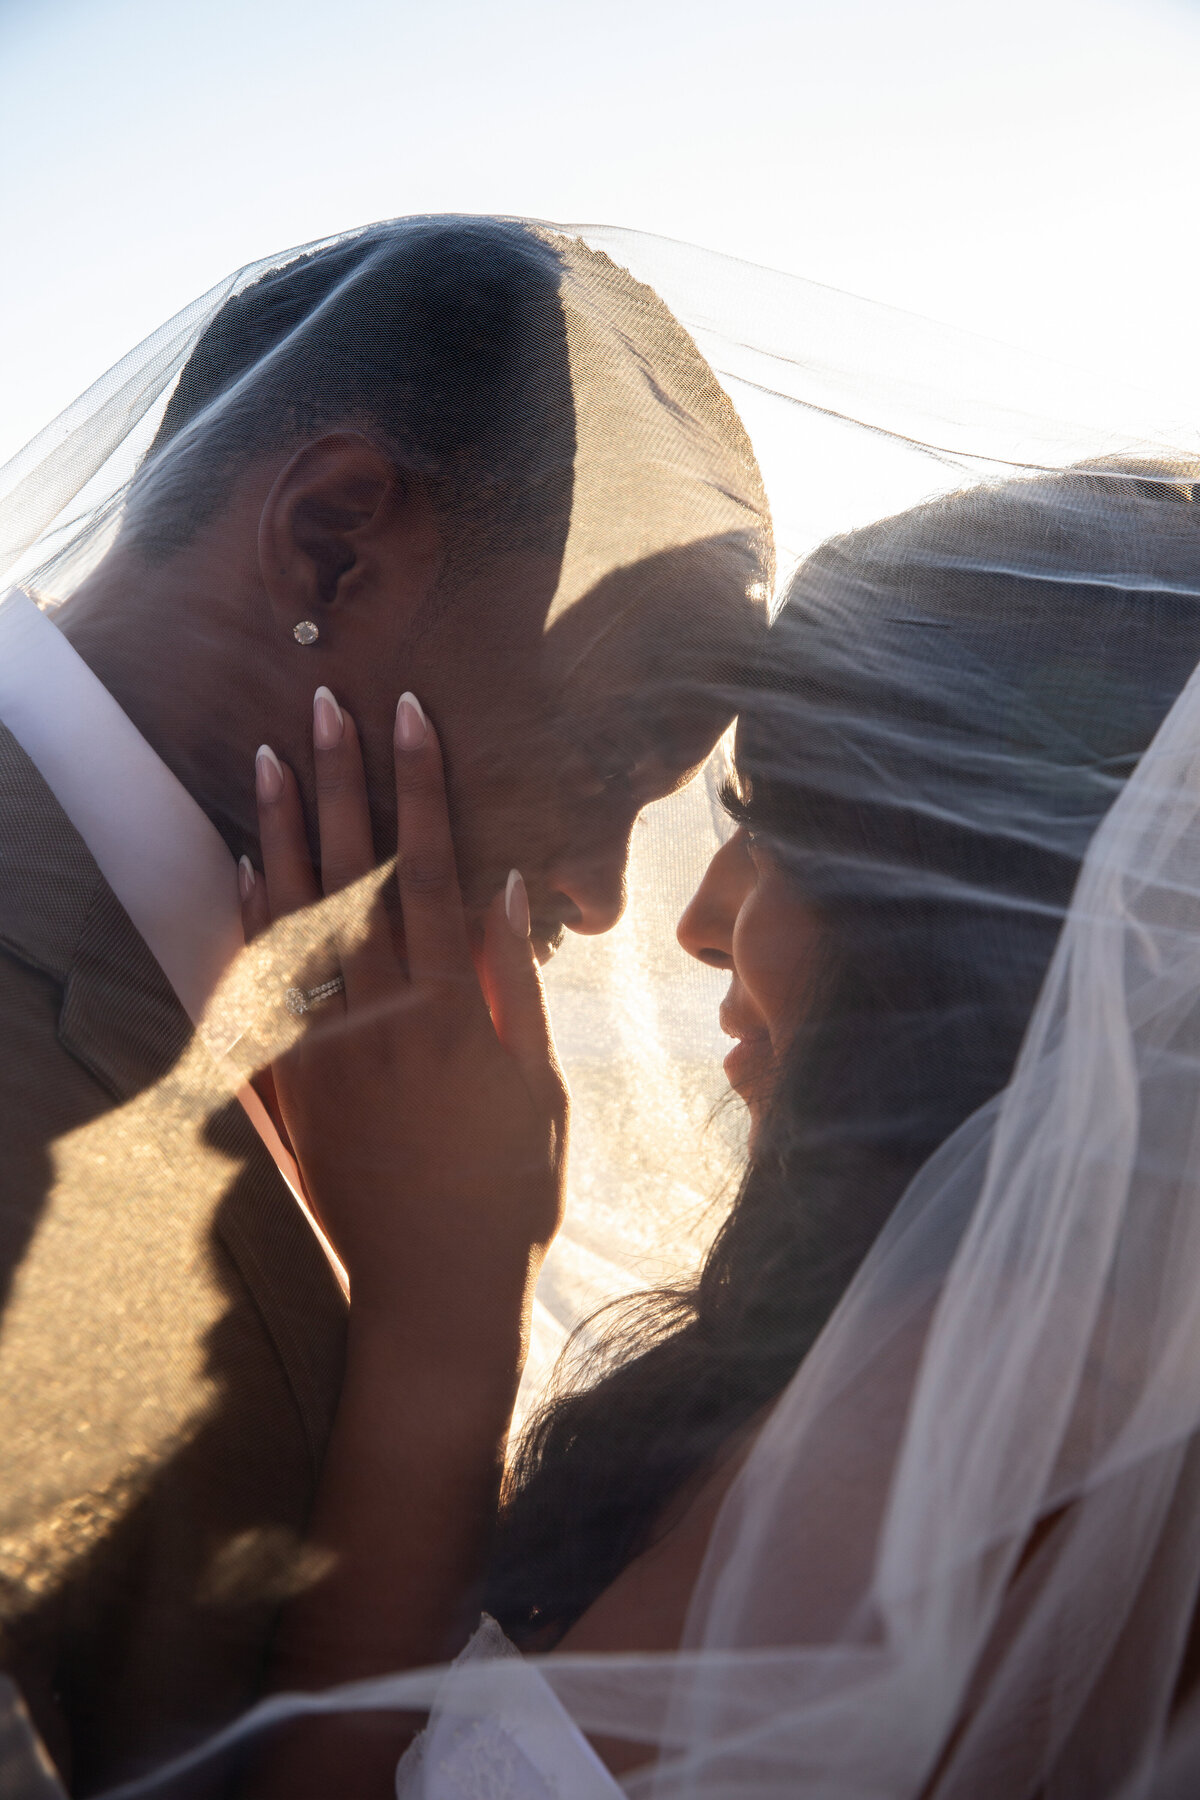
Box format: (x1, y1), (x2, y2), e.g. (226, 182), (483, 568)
(560, 700), (637, 742)
(563, 680), (728, 756)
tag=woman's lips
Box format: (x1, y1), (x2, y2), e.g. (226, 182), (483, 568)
(720, 1007), (772, 1101)
(722, 1037), (765, 1094)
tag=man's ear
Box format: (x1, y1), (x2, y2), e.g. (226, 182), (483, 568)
(258, 432), (440, 631)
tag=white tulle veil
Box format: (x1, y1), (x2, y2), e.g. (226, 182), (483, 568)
(7, 218), (1200, 1798)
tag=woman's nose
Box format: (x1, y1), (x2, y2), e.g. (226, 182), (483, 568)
(676, 831), (751, 969)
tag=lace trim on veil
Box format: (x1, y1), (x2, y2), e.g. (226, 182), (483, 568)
(395, 1617), (622, 1800)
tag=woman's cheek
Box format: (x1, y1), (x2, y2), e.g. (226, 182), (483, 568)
(735, 871), (822, 1049)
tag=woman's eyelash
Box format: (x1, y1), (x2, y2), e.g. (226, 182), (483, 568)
(715, 779), (773, 856)
(717, 776), (753, 823)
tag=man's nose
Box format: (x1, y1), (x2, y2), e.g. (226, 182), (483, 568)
(550, 836), (632, 937)
(676, 832), (748, 969)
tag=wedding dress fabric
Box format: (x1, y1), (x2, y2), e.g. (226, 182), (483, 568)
(6, 219), (1200, 1796)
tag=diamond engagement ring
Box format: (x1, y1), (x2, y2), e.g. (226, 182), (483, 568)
(284, 975), (346, 1017)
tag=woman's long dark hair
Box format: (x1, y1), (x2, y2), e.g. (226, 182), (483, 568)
(485, 464), (1200, 1644)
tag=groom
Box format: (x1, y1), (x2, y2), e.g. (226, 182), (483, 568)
(0, 217), (770, 1792)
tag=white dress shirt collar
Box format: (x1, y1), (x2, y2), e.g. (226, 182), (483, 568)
(0, 588), (345, 1284)
(0, 587), (243, 1032)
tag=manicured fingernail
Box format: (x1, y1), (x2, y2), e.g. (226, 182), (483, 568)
(255, 744), (284, 803)
(505, 869), (530, 940)
(238, 855), (256, 901)
(313, 686), (344, 749)
(395, 691), (427, 750)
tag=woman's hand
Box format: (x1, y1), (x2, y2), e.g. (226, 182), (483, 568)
(244, 685), (568, 1351)
(240, 688), (568, 1797)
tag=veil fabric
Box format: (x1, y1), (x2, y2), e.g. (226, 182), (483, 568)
(5, 219), (1200, 1797)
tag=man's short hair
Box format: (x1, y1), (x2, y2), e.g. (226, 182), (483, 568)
(126, 216), (576, 572)
(123, 216), (769, 596)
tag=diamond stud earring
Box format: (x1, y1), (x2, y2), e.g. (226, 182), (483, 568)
(293, 620), (320, 646)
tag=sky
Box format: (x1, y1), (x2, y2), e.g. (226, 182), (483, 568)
(3, 0), (1200, 470)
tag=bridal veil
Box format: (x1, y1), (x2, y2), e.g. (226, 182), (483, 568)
(6, 218), (1200, 1796)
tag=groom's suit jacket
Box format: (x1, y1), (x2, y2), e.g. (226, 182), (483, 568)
(0, 727), (348, 1794)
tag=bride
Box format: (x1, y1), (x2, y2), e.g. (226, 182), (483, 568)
(225, 455), (1200, 1799)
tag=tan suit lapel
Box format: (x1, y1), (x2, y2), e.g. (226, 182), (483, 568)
(0, 725), (346, 1469)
